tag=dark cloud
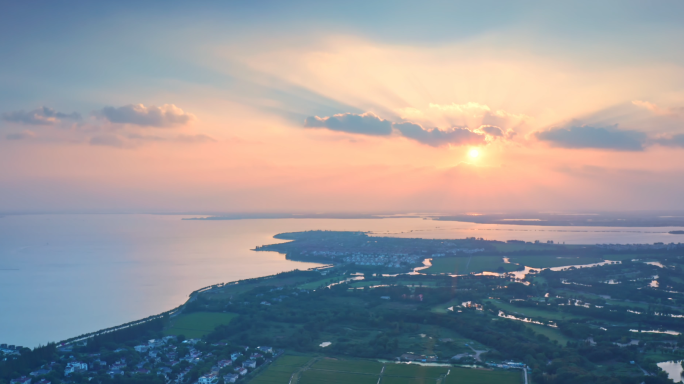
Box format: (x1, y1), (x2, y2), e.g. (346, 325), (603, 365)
(533, 125), (647, 151)
(393, 122), (486, 147)
(654, 134), (684, 148)
(98, 104), (195, 127)
(90, 134), (125, 148)
(480, 125), (504, 136)
(304, 112), (392, 136)
(6, 130), (36, 140)
(2, 106), (81, 125)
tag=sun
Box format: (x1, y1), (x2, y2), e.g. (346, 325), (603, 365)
(468, 148), (480, 158)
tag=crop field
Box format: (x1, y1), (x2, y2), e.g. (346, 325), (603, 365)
(299, 370), (379, 384)
(310, 358), (384, 373)
(442, 367), (522, 384)
(425, 256), (519, 274)
(249, 355), (313, 384)
(164, 312), (237, 338)
(383, 364), (448, 378)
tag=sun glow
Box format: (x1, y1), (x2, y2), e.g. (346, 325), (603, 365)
(468, 148), (480, 159)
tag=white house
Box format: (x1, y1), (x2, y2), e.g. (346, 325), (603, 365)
(257, 346), (273, 354)
(242, 360), (257, 369)
(235, 367), (248, 376)
(64, 362), (87, 376)
(223, 373), (239, 383)
(218, 359), (232, 368)
(134, 345), (149, 353)
(197, 373), (218, 384)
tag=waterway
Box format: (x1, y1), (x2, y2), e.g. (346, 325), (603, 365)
(1, 214), (681, 347)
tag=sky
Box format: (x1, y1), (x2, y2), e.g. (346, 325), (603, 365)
(1, 1), (684, 214)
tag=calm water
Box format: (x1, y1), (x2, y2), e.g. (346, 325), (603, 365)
(0, 214), (681, 347)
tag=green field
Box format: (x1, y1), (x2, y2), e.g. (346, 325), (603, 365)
(249, 355), (313, 384)
(164, 312), (237, 338)
(443, 367), (522, 384)
(508, 255), (603, 269)
(383, 364), (448, 378)
(425, 256), (519, 274)
(523, 323), (573, 346)
(311, 358), (384, 373)
(487, 300), (583, 321)
(299, 370), (379, 384)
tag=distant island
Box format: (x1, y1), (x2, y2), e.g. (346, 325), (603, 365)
(434, 212), (684, 227)
(670, 230), (684, 234)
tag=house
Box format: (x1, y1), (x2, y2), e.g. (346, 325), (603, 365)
(64, 362), (87, 376)
(10, 376), (31, 384)
(235, 367), (248, 376)
(113, 348), (127, 353)
(134, 345), (149, 353)
(29, 369), (50, 377)
(34, 380), (51, 384)
(242, 360), (257, 369)
(250, 353), (262, 359)
(198, 373), (219, 384)
(218, 359), (232, 368)
(157, 367), (173, 376)
(223, 373), (239, 383)
(135, 369), (150, 375)
(162, 335), (177, 343)
(230, 352), (242, 360)
(107, 368), (124, 377)
(257, 346), (273, 354)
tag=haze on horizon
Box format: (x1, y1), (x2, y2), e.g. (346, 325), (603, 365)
(2, 1), (684, 214)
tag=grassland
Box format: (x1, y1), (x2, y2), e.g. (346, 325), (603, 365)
(249, 355), (313, 384)
(297, 277), (348, 290)
(523, 323), (573, 346)
(508, 255), (603, 269)
(443, 367), (522, 384)
(425, 256), (519, 274)
(486, 300), (584, 321)
(164, 312), (237, 338)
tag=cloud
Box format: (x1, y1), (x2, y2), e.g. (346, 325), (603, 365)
(654, 134), (684, 148)
(175, 134), (217, 143)
(98, 104), (195, 127)
(2, 106), (81, 125)
(533, 124), (647, 151)
(479, 125), (504, 137)
(632, 100), (683, 116)
(90, 134), (125, 148)
(393, 122), (486, 147)
(427, 102), (532, 121)
(6, 130), (36, 140)
(304, 112), (392, 136)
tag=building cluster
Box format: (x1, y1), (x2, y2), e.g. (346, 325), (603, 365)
(9, 336), (276, 384)
(0, 344), (22, 358)
(595, 242), (683, 251)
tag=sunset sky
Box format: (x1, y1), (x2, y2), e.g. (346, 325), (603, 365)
(2, 1), (684, 213)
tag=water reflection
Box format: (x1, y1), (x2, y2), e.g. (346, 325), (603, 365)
(657, 360), (683, 383)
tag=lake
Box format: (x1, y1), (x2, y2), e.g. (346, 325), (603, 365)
(0, 214), (681, 347)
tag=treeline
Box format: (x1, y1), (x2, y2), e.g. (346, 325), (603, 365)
(0, 344), (56, 383)
(84, 317), (166, 352)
